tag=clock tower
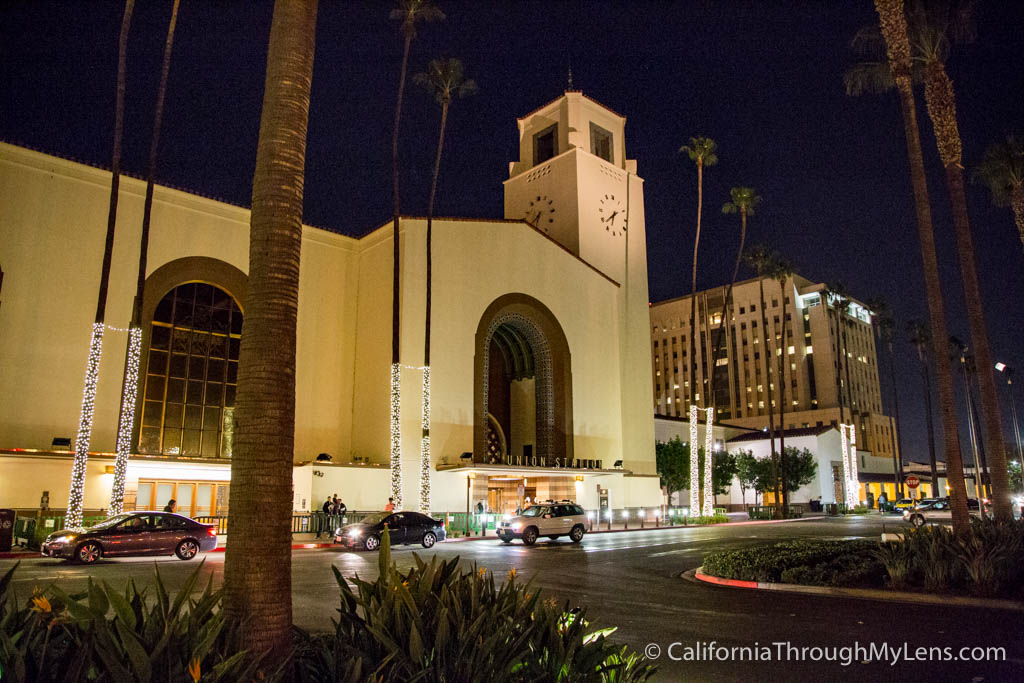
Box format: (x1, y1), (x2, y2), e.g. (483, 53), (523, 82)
(502, 90), (655, 476)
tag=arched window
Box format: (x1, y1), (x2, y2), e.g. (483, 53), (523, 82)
(138, 282), (242, 457)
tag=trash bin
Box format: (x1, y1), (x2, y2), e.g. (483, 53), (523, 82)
(825, 503), (838, 516)
(0, 509), (15, 552)
(14, 517), (35, 547)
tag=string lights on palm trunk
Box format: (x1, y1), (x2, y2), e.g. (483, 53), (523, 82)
(847, 424), (859, 507)
(389, 362), (403, 509)
(689, 404), (700, 513)
(419, 366), (431, 514)
(109, 325), (141, 515)
(67, 322), (105, 529)
(702, 406), (715, 516)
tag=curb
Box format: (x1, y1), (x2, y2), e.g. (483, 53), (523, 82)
(684, 566), (1024, 612)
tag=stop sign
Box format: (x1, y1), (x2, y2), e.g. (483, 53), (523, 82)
(905, 475), (920, 489)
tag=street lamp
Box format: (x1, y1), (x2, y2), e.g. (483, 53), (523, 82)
(996, 363), (1024, 466)
(465, 471), (476, 536)
(953, 339), (985, 514)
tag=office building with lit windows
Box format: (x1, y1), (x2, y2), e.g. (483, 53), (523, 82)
(649, 274), (900, 462)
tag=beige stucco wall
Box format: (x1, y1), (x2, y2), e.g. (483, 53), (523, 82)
(0, 143), (359, 464)
(2, 133), (659, 509)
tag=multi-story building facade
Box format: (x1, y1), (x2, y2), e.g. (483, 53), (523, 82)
(649, 273), (899, 461)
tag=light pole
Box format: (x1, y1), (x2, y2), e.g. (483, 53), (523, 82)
(465, 471), (475, 536)
(996, 363), (1023, 465)
(953, 340), (985, 515)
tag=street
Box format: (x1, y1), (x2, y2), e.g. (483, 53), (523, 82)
(4, 516), (1023, 681)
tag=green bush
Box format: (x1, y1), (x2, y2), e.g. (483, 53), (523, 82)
(290, 528), (656, 681)
(702, 540), (880, 584)
(0, 562), (258, 682)
(874, 521), (1024, 596)
(3, 529), (656, 682)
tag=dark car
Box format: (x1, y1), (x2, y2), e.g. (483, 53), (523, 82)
(335, 511), (446, 551)
(41, 512), (218, 564)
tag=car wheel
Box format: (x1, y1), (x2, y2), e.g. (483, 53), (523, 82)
(912, 514), (925, 527)
(422, 532), (436, 549)
(76, 541), (102, 564)
(570, 525), (585, 543)
(521, 527), (538, 546)
(176, 539), (200, 561)
(364, 535), (381, 551)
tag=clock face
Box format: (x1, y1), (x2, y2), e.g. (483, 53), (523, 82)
(525, 195), (556, 233)
(599, 193), (626, 237)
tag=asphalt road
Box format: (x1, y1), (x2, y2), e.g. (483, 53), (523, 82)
(4, 515), (1023, 681)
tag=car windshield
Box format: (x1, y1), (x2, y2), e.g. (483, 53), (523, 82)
(360, 512), (391, 525)
(88, 513), (134, 530)
(520, 506), (548, 518)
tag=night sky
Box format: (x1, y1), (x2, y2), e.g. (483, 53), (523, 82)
(2, 1), (1023, 467)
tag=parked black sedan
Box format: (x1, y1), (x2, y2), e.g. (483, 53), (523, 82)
(335, 511), (446, 551)
(41, 512), (218, 564)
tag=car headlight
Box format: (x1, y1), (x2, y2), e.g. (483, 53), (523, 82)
(510, 522), (522, 531)
(51, 535), (76, 545)
(347, 529), (362, 538)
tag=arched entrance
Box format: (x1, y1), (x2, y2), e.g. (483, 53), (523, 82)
(473, 294), (572, 466)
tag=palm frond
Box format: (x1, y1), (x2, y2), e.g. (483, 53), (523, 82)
(844, 61), (895, 96)
(850, 24), (886, 58)
(972, 135), (1024, 206)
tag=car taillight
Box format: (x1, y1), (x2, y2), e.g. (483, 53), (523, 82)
(207, 527), (217, 536)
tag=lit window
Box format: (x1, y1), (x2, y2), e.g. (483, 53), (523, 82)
(139, 282), (242, 458)
(788, 345), (795, 355)
(805, 345), (813, 354)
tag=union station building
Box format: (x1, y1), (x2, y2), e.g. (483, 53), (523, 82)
(0, 91), (662, 517)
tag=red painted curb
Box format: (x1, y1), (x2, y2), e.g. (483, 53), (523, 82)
(694, 570), (759, 589)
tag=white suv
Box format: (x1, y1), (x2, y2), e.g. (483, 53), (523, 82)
(497, 501), (587, 545)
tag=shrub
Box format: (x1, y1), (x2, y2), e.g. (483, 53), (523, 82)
(702, 540), (879, 584)
(0, 562), (258, 682)
(291, 528), (656, 681)
(875, 539), (919, 590)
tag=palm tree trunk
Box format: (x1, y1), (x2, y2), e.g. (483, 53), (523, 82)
(758, 278), (780, 515)
(111, 0), (179, 515)
(831, 303), (852, 504)
(922, 361), (939, 492)
(223, 0), (317, 661)
(874, 0), (969, 532)
(419, 99), (448, 514)
(886, 340), (905, 497)
(709, 207), (747, 417)
(688, 160), (703, 513)
(67, 0), (134, 529)
(921, 60), (1013, 520)
(777, 281), (788, 517)
(840, 313), (856, 465)
(389, 33), (413, 508)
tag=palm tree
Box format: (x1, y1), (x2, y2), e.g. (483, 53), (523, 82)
(907, 0), (1013, 521)
(974, 135), (1024, 250)
(388, 0), (444, 509)
(866, 297), (906, 498)
(66, 0), (134, 529)
(773, 254), (795, 517)
(909, 320), (940, 492)
(679, 136), (717, 513)
(744, 245), (780, 515)
(222, 0), (317, 661)
(712, 187), (760, 409)
(110, 0), (180, 516)
(413, 57), (476, 513)
(869, 0), (970, 532)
